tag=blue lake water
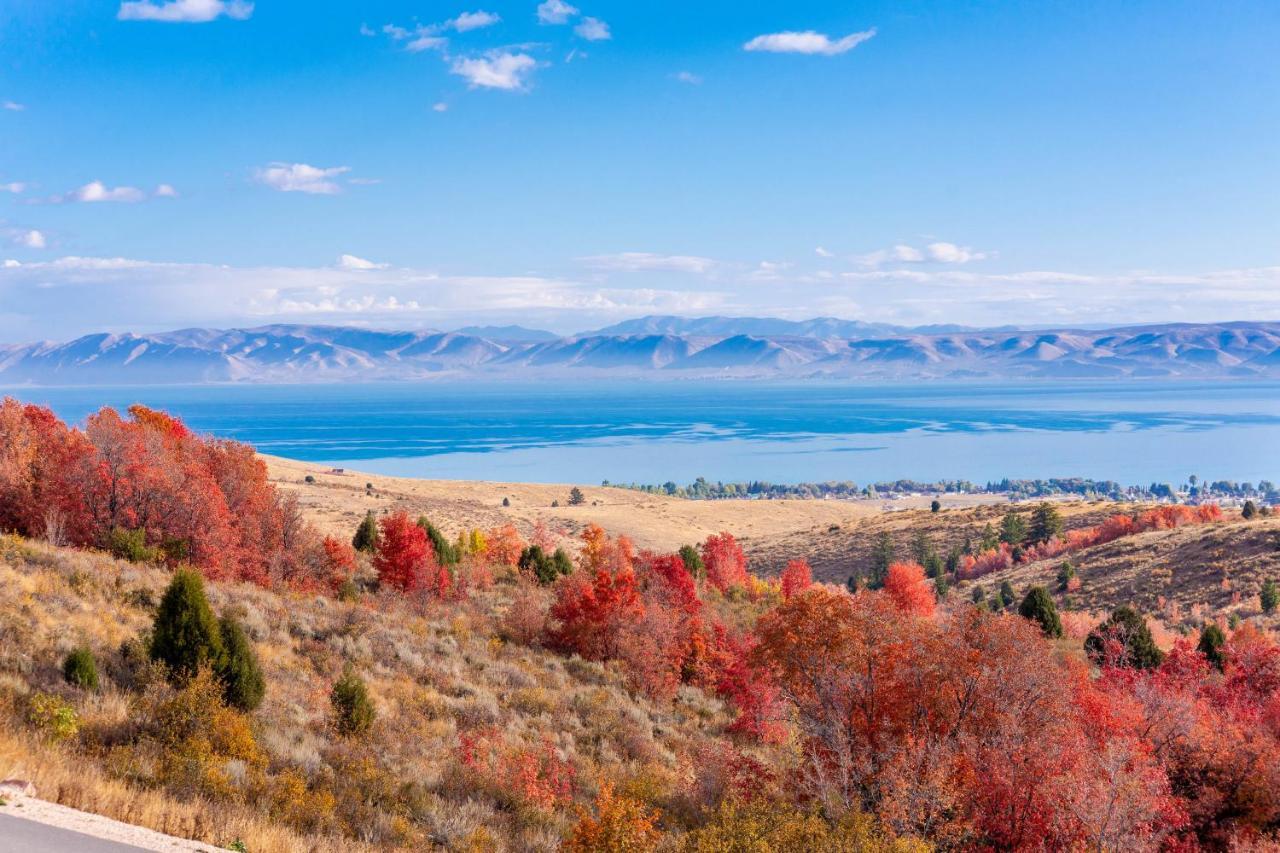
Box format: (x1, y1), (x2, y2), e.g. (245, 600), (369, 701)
(5, 381), (1279, 486)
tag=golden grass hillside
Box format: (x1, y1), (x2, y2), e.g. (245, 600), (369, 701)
(0, 534), (778, 852)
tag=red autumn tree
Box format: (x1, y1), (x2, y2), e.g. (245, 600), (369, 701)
(882, 561), (936, 616)
(373, 511), (438, 593)
(321, 535), (358, 591)
(701, 531), (748, 593)
(547, 565), (644, 661)
(779, 559), (813, 599)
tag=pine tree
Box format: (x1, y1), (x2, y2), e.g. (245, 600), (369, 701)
(933, 572), (949, 600)
(568, 487), (586, 506)
(979, 524), (999, 551)
(678, 544), (704, 579)
(1197, 623), (1226, 670)
(352, 511), (379, 553)
(870, 532), (895, 588)
(999, 580), (1016, 609)
(1242, 500), (1258, 520)
(62, 647), (98, 691)
(1085, 606), (1164, 669)
(1029, 502), (1064, 544)
(552, 547), (574, 577)
(1018, 586), (1063, 638)
(417, 516), (458, 565)
(930, 499), (941, 513)
(216, 616), (265, 711)
(999, 511), (1027, 547)
(1261, 578), (1279, 614)
(150, 569), (223, 681)
(331, 665), (375, 736)
(1056, 561), (1077, 591)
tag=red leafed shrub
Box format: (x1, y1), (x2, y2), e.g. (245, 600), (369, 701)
(320, 536), (358, 591)
(882, 561), (936, 617)
(546, 566), (644, 660)
(706, 623), (787, 744)
(701, 531), (748, 593)
(372, 511), (442, 594)
(484, 523), (525, 568)
(779, 559), (813, 600)
(458, 730), (575, 811)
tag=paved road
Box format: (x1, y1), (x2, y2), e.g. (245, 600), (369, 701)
(0, 811), (147, 852)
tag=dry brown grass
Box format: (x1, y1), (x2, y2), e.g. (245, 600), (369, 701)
(0, 533), (754, 851)
(264, 454), (959, 554)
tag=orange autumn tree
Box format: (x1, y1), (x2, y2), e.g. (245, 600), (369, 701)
(882, 561), (936, 616)
(563, 781), (661, 852)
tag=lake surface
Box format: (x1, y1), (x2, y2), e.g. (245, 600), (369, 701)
(6, 381), (1279, 486)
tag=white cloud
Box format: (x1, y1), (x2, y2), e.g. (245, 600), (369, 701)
(574, 16), (610, 41)
(2, 101), (23, 112)
(73, 181), (147, 203)
(433, 102), (449, 112)
(154, 184), (179, 198)
(0, 183), (25, 194)
(407, 34), (448, 52)
(744, 28), (876, 56)
(117, 0), (253, 23)
(5, 229), (45, 249)
(254, 163), (351, 195)
(450, 52), (538, 91)
(815, 246), (833, 258)
(537, 0), (579, 25)
(672, 71), (702, 85)
(338, 254), (389, 270)
(579, 252), (718, 275)
(359, 23), (376, 37)
(449, 11), (501, 32)
(923, 242), (988, 264)
(858, 241), (990, 266)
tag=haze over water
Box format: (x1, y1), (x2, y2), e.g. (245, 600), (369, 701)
(10, 381), (1280, 487)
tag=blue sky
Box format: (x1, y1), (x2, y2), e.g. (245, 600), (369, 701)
(1, 0), (1278, 339)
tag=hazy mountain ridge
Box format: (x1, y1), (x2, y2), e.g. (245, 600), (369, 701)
(3, 319), (1280, 384)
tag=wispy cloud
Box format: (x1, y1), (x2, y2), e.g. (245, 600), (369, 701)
(254, 163), (351, 195)
(117, 0), (253, 23)
(69, 181), (147, 203)
(579, 252), (718, 275)
(744, 28), (876, 56)
(574, 16), (610, 41)
(858, 241), (991, 266)
(449, 11), (501, 32)
(451, 52), (539, 91)
(815, 246), (834, 258)
(671, 71), (702, 85)
(537, 0), (578, 25)
(2, 101), (24, 112)
(0, 183), (25, 194)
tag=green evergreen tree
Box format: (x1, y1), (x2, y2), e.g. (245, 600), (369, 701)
(1056, 561), (1077, 591)
(1018, 586), (1063, 638)
(149, 569), (223, 682)
(678, 544), (704, 579)
(1029, 502), (1064, 545)
(1261, 578), (1279, 614)
(999, 580), (1016, 609)
(1242, 500), (1258, 520)
(999, 511), (1027, 547)
(62, 647), (98, 691)
(216, 616), (265, 712)
(417, 516), (458, 565)
(1197, 623), (1226, 670)
(1085, 606), (1164, 669)
(568, 487), (586, 506)
(944, 546), (963, 576)
(352, 511), (379, 553)
(930, 499), (941, 513)
(970, 584), (986, 605)
(933, 572), (949, 600)
(979, 523), (999, 551)
(923, 551), (944, 579)
(870, 532), (895, 588)
(331, 665), (375, 736)
(911, 530), (933, 565)
(519, 545), (567, 585)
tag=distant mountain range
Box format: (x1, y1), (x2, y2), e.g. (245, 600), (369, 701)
(2, 317), (1280, 385)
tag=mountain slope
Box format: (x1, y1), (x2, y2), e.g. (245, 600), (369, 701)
(3, 320), (1280, 384)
